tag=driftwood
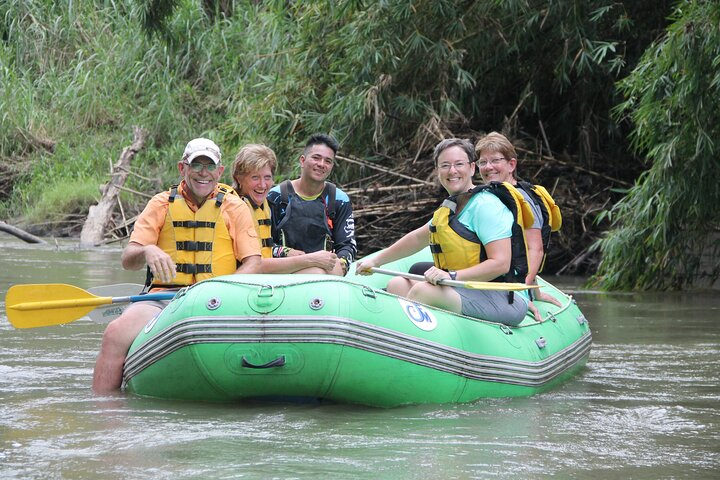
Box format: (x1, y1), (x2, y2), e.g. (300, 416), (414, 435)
(0, 220), (47, 244)
(79, 127), (148, 246)
(336, 154), (434, 186)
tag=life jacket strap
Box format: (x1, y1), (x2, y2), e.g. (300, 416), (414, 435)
(215, 190), (225, 207)
(172, 220), (216, 228)
(168, 185), (179, 203)
(323, 234), (334, 252)
(176, 263), (212, 274)
(176, 241), (213, 252)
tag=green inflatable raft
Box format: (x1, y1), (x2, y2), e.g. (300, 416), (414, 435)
(123, 248), (591, 407)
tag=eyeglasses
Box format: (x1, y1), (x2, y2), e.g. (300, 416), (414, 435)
(477, 157), (507, 168)
(437, 161), (471, 171)
(185, 162), (218, 172)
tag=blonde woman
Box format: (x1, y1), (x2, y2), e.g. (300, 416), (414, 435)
(231, 144), (338, 274)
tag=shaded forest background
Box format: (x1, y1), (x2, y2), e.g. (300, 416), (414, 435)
(0, 0), (718, 290)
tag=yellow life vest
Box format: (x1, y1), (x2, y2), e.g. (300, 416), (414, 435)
(517, 181), (562, 271)
(153, 183), (237, 287)
(241, 197), (273, 259)
(517, 181), (561, 232)
(531, 184), (562, 231)
(429, 182), (531, 284)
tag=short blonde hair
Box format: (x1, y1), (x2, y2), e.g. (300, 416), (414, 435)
(475, 132), (517, 160)
(231, 144), (277, 190)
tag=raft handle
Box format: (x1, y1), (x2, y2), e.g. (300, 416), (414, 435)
(361, 286), (376, 299)
(499, 325), (513, 335)
(257, 284), (275, 298)
(241, 355), (286, 369)
(535, 337), (547, 349)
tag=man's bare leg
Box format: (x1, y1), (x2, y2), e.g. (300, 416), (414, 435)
(92, 303), (162, 393)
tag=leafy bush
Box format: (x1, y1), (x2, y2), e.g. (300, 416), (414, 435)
(592, 0), (720, 289)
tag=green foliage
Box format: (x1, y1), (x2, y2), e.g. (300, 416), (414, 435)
(215, 0), (670, 183)
(3, 0), (700, 289)
(0, 1), (230, 218)
(24, 178), (100, 226)
(136, 0), (178, 35)
(136, 0), (234, 35)
(592, 0), (720, 290)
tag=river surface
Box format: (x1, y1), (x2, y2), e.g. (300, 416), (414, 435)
(1, 237), (718, 479)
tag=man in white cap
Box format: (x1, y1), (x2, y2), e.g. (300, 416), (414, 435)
(92, 138), (261, 393)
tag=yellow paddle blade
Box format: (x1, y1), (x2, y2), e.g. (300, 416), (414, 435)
(5, 284), (111, 329)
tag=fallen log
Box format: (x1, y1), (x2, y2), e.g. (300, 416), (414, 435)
(80, 127), (148, 247)
(0, 221), (47, 244)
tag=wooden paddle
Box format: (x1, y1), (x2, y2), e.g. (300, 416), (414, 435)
(5, 283), (177, 329)
(369, 268), (540, 291)
(87, 283), (145, 324)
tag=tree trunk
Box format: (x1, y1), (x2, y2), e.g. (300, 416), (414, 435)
(0, 221), (47, 244)
(79, 127), (148, 247)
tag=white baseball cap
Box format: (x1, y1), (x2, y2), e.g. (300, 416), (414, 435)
(183, 138), (221, 164)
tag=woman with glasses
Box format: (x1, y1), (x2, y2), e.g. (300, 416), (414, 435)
(355, 138), (531, 327)
(476, 132), (563, 319)
(92, 137), (262, 393)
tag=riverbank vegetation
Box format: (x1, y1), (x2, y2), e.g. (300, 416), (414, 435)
(1, 0), (717, 289)
(591, 0), (720, 289)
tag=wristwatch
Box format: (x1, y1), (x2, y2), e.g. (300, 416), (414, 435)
(448, 270), (457, 281)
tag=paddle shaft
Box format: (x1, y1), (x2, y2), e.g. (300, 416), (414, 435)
(369, 267), (538, 291)
(87, 283), (146, 323)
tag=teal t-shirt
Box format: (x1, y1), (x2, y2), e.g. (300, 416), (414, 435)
(456, 191), (529, 301)
(457, 190), (513, 243)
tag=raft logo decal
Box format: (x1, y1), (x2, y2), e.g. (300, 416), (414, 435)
(399, 299), (438, 331)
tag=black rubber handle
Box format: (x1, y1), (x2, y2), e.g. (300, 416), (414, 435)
(241, 355), (286, 369)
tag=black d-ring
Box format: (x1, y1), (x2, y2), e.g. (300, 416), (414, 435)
(241, 355), (286, 369)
